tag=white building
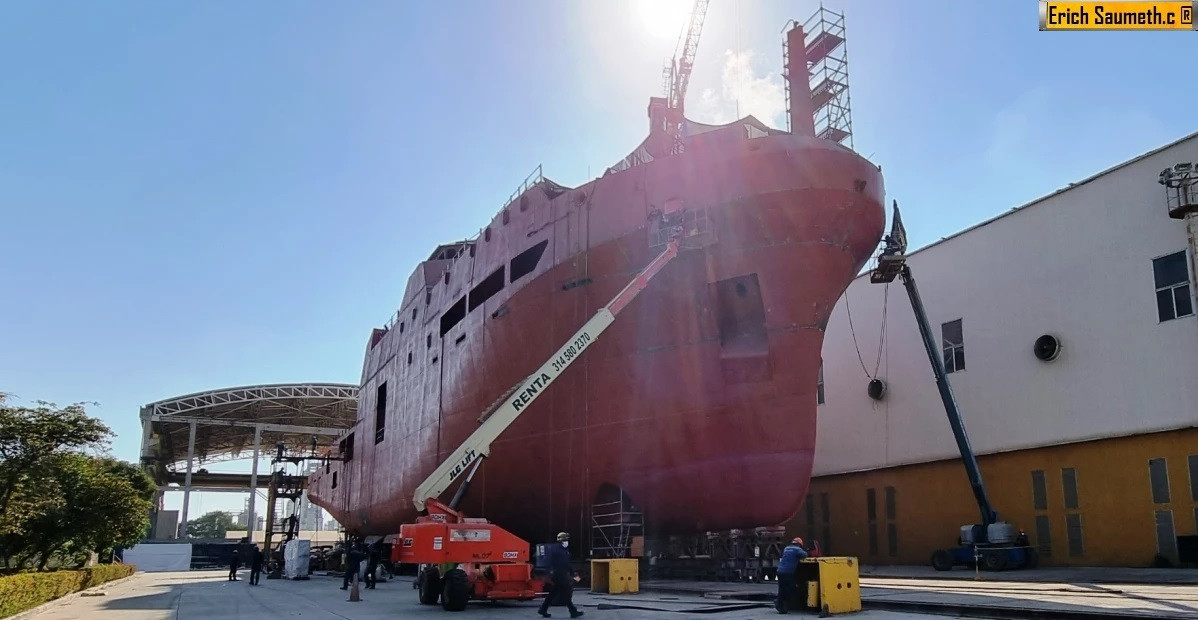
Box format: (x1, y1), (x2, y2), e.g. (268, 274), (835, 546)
(791, 131), (1198, 568)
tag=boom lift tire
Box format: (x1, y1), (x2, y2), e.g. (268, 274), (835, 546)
(417, 565), (441, 605)
(931, 550), (953, 572)
(982, 549), (1007, 571)
(440, 568), (470, 612)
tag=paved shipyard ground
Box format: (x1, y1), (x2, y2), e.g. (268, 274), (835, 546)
(18, 567), (1198, 620)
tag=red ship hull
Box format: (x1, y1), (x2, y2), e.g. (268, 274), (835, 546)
(307, 122), (885, 546)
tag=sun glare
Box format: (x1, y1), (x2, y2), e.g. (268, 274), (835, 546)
(634, 0), (693, 41)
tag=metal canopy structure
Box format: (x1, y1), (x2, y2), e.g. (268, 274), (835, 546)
(139, 383), (359, 538)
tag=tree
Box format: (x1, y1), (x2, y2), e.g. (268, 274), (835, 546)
(187, 511), (236, 540)
(12, 454), (153, 569)
(0, 399), (111, 518)
(0, 396), (151, 570)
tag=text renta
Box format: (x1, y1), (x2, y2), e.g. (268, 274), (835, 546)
(1046, 4), (1180, 25)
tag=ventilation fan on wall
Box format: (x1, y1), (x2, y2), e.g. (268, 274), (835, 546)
(1033, 334), (1062, 362)
(867, 378), (886, 401)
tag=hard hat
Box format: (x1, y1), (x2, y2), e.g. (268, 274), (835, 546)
(792, 537), (804, 545)
(556, 532), (570, 541)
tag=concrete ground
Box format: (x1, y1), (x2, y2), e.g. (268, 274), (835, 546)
(860, 564), (1198, 585)
(16, 569), (955, 620)
(642, 567), (1198, 619)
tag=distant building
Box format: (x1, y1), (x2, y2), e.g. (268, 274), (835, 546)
(791, 131), (1198, 568)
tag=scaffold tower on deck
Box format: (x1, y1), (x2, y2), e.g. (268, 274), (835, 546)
(784, 6), (854, 148)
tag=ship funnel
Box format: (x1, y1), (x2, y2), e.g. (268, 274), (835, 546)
(783, 22), (816, 137)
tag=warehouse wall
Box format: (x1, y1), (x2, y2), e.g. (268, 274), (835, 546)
(813, 132), (1198, 477)
(789, 428), (1198, 567)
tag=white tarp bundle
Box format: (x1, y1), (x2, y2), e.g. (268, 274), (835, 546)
(122, 543), (192, 572)
(283, 539), (310, 579)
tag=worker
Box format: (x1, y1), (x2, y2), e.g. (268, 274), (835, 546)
(249, 545), (264, 586)
(341, 542), (364, 590)
(537, 532), (583, 619)
(364, 542), (380, 589)
(775, 536), (809, 614)
(228, 544), (241, 581)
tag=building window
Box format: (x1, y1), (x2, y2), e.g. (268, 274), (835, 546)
(1154, 251), (1193, 322)
(885, 486), (898, 557)
(1149, 457), (1171, 504)
(817, 361), (825, 405)
(1156, 510), (1178, 560)
(941, 319), (964, 373)
(1065, 513), (1084, 557)
(1031, 470), (1048, 511)
(1188, 454), (1198, 501)
(374, 383), (386, 444)
(339, 433), (355, 462)
(1034, 515), (1052, 557)
(804, 494), (817, 545)
(399, 321), (405, 334)
(1062, 467), (1079, 510)
(866, 488), (878, 556)
(332, 471), (338, 489)
(819, 492), (831, 552)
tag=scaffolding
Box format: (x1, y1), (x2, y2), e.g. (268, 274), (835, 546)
(590, 491), (644, 558)
(785, 6), (854, 148)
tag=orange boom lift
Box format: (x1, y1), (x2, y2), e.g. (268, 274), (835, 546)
(393, 239), (681, 611)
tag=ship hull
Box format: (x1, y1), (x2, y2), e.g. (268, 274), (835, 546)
(307, 130), (885, 546)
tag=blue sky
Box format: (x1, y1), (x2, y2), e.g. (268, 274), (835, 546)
(1, 1), (1193, 516)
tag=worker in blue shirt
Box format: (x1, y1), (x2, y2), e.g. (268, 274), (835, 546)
(775, 536), (809, 613)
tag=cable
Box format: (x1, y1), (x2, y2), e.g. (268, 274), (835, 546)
(843, 289), (872, 378)
(845, 280), (891, 380)
(872, 282), (889, 377)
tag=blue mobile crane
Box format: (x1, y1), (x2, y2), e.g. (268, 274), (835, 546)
(871, 202), (1037, 572)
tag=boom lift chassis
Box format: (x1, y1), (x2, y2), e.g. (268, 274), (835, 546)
(393, 238), (682, 611)
(872, 202), (1036, 572)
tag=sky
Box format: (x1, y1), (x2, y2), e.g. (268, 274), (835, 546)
(1, 1), (1194, 517)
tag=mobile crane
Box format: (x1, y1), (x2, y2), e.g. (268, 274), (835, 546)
(871, 202), (1037, 572)
(393, 238), (682, 611)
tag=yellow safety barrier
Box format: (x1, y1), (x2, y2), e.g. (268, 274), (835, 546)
(589, 558), (639, 594)
(793, 556), (861, 615)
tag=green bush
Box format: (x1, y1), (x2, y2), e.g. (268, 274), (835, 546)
(0, 564), (136, 618)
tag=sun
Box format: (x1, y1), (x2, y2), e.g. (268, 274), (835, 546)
(633, 0), (693, 41)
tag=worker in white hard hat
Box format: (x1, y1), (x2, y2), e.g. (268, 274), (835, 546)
(537, 531), (583, 618)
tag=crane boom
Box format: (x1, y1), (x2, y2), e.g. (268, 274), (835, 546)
(667, 0), (711, 115)
(413, 240), (681, 511)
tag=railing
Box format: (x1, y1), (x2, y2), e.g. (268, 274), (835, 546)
(379, 164), (546, 331)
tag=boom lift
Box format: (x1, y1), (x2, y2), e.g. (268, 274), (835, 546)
(393, 239), (682, 611)
(871, 202), (1037, 572)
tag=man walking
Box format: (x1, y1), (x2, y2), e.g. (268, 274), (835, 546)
(364, 542), (379, 589)
(775, 536), (809, 614)
(249, 545), (264, 585)
(537, 532), (583, 618)
(227, 544), (241, 581)
(341, 543), (364, 590)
